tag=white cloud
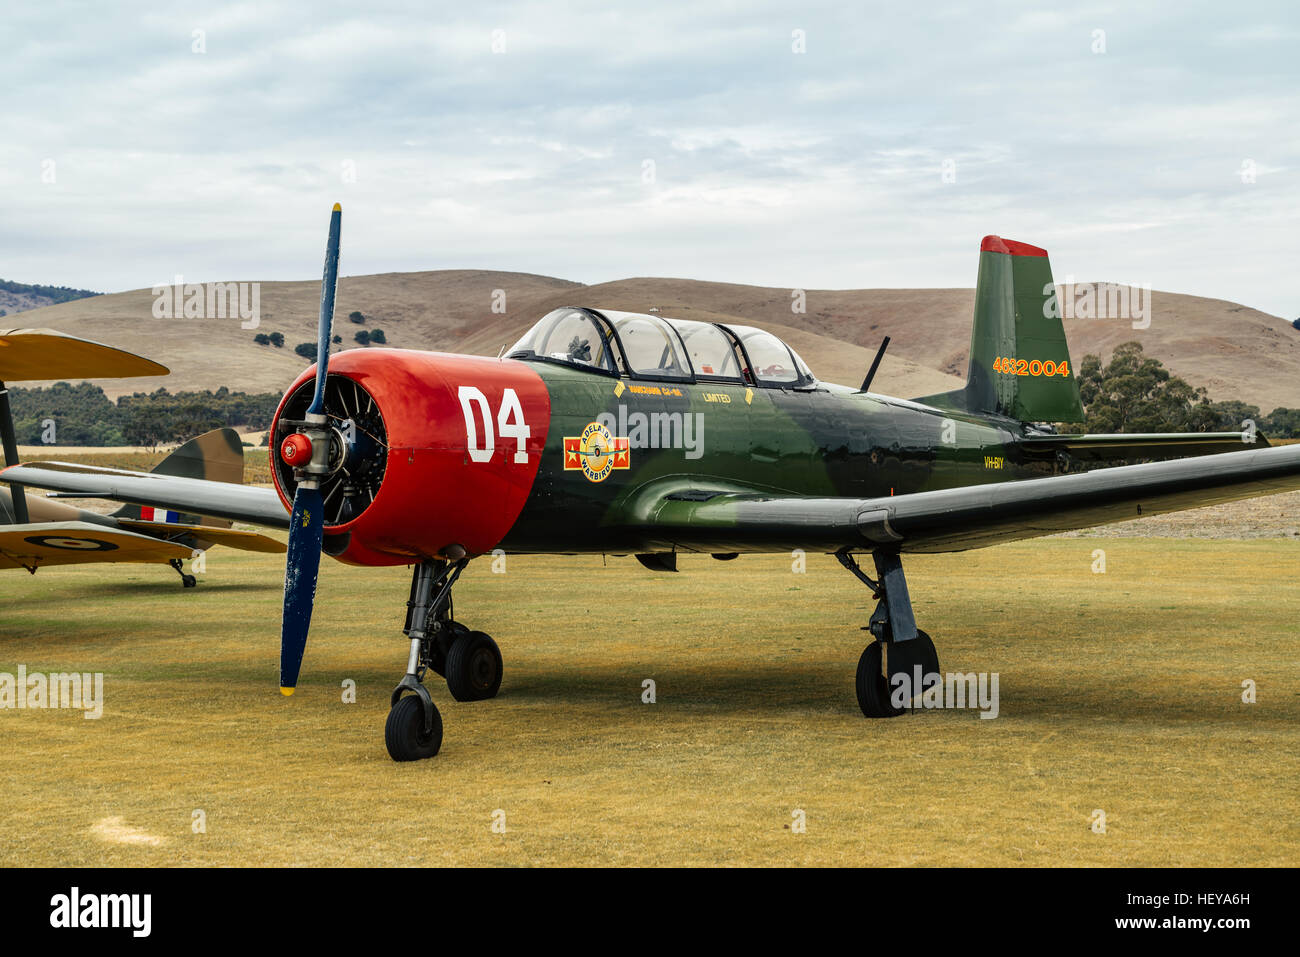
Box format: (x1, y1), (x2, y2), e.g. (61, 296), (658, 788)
(0, 0), (1296, 319)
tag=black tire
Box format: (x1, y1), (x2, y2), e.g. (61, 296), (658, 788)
(886, 629), (939, 697)
(856, 641), (904, 718)
(429, 621), (469, 679)
(385, 695), (443, 761)
(445, 631), (502, 702)
(181, 575), (197, 588)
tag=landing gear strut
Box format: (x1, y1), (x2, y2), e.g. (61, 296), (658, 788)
(384, 557), (504, 761)
(836, 548), (939, 717)
(169, 558), (197, 588)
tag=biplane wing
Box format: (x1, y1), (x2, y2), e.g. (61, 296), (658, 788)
(0, 521), (194, 572)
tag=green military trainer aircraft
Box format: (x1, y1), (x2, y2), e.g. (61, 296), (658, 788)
(7, 217), (1298, 760)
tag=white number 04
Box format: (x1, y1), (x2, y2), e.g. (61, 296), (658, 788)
(458, 386), (531, 464)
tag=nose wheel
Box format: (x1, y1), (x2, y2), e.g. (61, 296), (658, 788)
(385, 693), (443, 761)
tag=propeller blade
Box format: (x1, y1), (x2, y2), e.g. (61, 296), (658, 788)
(280, 485), (324, 693)
(278, 203), (342, 694)
(309, 203), (343, 415)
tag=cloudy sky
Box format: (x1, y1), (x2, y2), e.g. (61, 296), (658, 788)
(1, 1), (1296, 316)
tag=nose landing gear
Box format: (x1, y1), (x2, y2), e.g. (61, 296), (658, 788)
(384, 556), (504, 761)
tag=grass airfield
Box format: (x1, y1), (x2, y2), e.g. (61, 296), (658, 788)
(1, 537), (1298, 867)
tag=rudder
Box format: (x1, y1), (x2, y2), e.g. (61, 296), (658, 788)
(916, 236), (1084, 424)
(111, 427), (244, 526)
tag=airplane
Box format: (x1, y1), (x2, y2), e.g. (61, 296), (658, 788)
(5, 209), (1298, 762)
(0, 328), (283, 581)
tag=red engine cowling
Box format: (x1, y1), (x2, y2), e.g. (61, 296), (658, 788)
(270, 349), (551, 566)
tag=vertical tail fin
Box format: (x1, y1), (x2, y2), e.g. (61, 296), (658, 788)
(915, 236), (1084, 423)
(111, 427), (244, 526)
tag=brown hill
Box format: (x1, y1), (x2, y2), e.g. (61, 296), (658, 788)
(14, 271), (1300, 413)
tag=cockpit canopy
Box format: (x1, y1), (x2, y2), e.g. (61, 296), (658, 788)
(506, 307), (816, 388)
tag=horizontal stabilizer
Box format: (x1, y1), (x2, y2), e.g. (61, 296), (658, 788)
(1020, 431), (1269, 462)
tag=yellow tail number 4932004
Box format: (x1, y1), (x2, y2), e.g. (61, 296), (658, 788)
(993, 357), (1070, 377)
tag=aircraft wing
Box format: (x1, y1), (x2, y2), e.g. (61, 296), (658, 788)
(115, 519), (287, 554)
(0, 327), (169, 381)
(632, 444), (1300, 554)
(0, 462), (290, 530)
(0, 521), (195, 571)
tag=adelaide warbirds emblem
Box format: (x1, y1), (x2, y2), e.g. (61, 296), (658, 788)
(563, 421), (631, 482)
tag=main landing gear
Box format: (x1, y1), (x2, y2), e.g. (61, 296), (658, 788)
(384, 557), (503, 762)
(836, 548), (939, 718)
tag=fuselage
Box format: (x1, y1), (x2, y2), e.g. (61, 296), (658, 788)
(499, 361), (1055, 553)
(271, 343), (1060, 564)
(0, 484), (116, 527)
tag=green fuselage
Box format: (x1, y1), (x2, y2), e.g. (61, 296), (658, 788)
(500, 363), (1058, 553)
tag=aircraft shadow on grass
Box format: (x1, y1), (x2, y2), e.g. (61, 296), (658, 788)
(328, 662), (1259, 725)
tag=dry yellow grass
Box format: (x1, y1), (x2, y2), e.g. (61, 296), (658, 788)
(1, 537), (1297, 867)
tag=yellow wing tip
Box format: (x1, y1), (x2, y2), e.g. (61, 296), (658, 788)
(280, 686), (295, 697)
(332, 203), (342, 212)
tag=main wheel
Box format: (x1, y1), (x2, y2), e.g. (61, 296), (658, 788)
(856, 641), (904, 718)
(886, 629), (939, 694)
(428, 621), (470, 679)
(181, 574), (197, 588)
(385, 694), (443, 761)
(445, 631), (503, 702)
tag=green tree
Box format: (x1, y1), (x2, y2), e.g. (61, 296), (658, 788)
(368, 328), (386, 344)
(1195, 399), (1261, 433)
(354, 330), (371, 346)
(1070, 342), (1203, 433)
(253, 333), (270, 345)
(122, 404), (173, 450)
(0, 278), (99, 304)
(11, 383), (283, 447)
(1066, 341), (1284, 436)
(8, 381), (123, 444)
(295, 342), (318, 360)
(268, 331), (285, 348)
(349, 310), (365, 324)
(1261, 407), (1300, 438)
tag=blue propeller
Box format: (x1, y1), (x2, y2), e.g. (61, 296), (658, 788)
(279, 203), (342, 695)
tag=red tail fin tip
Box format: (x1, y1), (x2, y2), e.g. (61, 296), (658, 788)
(980, 235), (1048, 257)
